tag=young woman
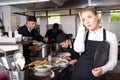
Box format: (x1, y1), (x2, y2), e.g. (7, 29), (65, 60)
(71, 6), (118, 80)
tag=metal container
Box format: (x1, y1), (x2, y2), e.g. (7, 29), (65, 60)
(51, 43), (61, 53)
(40, 44), (51, 58)
(39, 43), (62, 58)
(8, 70), (28, 80)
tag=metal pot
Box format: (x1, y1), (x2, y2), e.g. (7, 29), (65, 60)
(39, 43), (62, 58)
(51, 43), (62, 56)
(40, 44), (51, 58)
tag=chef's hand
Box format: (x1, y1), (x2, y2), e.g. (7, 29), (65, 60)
(60, 55), (71, 60)
(29, 45), (41, 51)
(33, 45), (41, 51)
(68, 59), (77, 65)
(92, 67), (103, 77)
(43, 37), (48, 43)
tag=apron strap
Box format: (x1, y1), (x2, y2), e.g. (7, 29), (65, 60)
(85, 28), (106, 41)
(103, 29), (106, 41)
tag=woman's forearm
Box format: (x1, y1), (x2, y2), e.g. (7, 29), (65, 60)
(74, 26), (85, 53)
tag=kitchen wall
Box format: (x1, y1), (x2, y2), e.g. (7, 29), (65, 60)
(60, 15), (77, 38)
(40, 17), (48, 36)
(110, 22), (120, 42)
(11, 14), (26, 31)
(0, 6), (11, 32)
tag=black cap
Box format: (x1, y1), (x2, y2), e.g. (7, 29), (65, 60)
(56, 33), (69, 43)
(27, 16), (37, 22)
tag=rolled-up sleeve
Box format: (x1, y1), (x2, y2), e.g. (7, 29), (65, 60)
(101, 32), (118, 75)
(74, 26), (86, 53)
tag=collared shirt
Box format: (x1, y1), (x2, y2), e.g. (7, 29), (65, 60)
(88, 28), (104, 41)
(27, 28), (32, 33)
(74, 26), (118, 75)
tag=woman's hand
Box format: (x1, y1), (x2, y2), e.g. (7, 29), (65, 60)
(78, 12), (83, 27)
(92, 67), (103, 77)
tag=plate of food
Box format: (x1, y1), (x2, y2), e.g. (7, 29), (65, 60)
(34, 70), (52, 77)
(34, 65), (51, 72)
(44, 62), (59, 68)
(57, 52), (71, 57)
(28, 59), (49, 67)
(56, 58), (68, 68)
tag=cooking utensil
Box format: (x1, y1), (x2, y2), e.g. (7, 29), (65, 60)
(13, 51), (25, 70)
(0, 62), (8, 70)
(1, 56), (10, 70)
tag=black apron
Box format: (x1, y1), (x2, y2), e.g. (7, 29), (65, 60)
(67, 39), (80, 59)
(71, 29), (106, 80)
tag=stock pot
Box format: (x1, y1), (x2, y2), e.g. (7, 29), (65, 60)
(51, 43), (61, 56)
(40, 44), (51, 58)
(40, 43), (62, 58)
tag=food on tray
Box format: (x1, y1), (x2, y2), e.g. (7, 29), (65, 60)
(37, 65), (48, 69)
(28, 59), (49, 66)
(57, 60), (68, 64)
(56, 58), (68, 68)
(28, 59), (58, 68)
(56, 58), (68, 64)
(45, 62), (57, 68)
(34, 65), (51, 72)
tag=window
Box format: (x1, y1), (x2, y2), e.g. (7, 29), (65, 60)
(48, 16), (60, 24)
(36, 17), (40, 25)
(97, 11), (102, 21)
(110, 10), (120, 22)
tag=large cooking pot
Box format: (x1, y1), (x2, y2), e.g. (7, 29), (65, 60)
(51, 43), (62, 56)
(40, 43), (62, 58)
(51, 43), (61, 52)
(40, 44), (51, 58)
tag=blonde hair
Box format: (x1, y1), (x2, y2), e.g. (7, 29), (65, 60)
(81, 6), (97, 16)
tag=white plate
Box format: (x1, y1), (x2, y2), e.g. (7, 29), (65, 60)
(34, 65), (51, 72)
(56, 58), (68, 68)
(44, 63), (59, 68)
(34, 70), (52, 77)
(57, 52), (71, 57)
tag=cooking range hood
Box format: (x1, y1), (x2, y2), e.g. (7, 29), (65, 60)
(0, 0), (49, 5)
(0, 0), (67, 7)
(1, 0), (120, 11)
(0, 0), (68, 11)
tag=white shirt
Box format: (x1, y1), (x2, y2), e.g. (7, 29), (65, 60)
(74, 26), (118, 75)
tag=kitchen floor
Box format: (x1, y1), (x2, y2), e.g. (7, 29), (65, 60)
(105, 60), (120, 80)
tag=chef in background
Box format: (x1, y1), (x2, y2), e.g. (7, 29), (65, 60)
(45, 23), (63, 44)
(17, 16), (48, 64)
(56, 33), (80, 65)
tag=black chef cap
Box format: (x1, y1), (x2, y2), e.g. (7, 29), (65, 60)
(56, 33), (69, 43)
(27, 16), (37, 22)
